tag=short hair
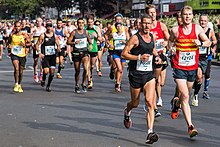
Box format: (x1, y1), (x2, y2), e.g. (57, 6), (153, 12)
(145, 4), (156, 14)
(181, 5), (193, 15)
(199, 14), (208, 20)
(77, 17), (84, 23)
(87, 14), (94, 21)
(141, 14), (152, 22)
(94, 20), (101, 25)
(57, 18), (62, 23)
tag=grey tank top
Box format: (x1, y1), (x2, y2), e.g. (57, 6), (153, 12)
(73, 29), (88, 52)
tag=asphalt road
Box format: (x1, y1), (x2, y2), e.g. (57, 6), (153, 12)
(0, 53), (220, 147)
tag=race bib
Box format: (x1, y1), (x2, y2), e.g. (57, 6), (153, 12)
(155, 39), (164, 52)
(12, 45), (23, 55)
(199, 46), (207, 54)
(136, 55), (153, 71)
(179, 51), (196, 66)
(0, 34), (3, 41)
(45, 46), (55, 55)
(75, 38), (87, 48)
(58, 36), (66, 48)
(114, 40), (125, 50)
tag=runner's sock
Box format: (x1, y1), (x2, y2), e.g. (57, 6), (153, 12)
(194, 81), (201, 95)
(204, 79), (210, 91)
(58, 65), (62, 73)
(47, 74), (54, 87)
(43, 74), (47, 81)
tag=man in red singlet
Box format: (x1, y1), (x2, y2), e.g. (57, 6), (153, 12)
(169, 6), (211, 138)
(145, 4), (170, 117)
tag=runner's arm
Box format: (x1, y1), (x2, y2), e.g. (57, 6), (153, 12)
(67, 31), (75, 46)
(35, 34), (44, 53)
(196, 25), (211, 47)
(121, 35), (139, 60)
(55, 35), (61, 52)
(210, 30), (217, 53)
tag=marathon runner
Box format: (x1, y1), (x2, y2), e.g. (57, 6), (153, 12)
(169, 6), (211, 138)
(121, 15), (161, 144)
(67, 18), (93, 93)
(191, 14), (217, 106)
(35, 20), (61, 92)
(55, 18), (68, 79)
(8, 21), (31, 93)
(32, 17), (46, 82)
(86, 15), (102, 89)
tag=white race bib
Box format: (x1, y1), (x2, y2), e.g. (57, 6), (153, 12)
(114, 40), (125, 50)
(45, 46), (55, 55)
(199, 46), (207, 54)
(136, 55), (153, 71)
(12, 45), (23, 55)
(75, 38), (87, 49)
(58, 36), (66, 48)
(179, 51), (196, 66)
(0, 34), (3, 41)
(155, 39), (164, 52)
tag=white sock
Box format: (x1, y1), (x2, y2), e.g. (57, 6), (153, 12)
(148, 128), (153, 134)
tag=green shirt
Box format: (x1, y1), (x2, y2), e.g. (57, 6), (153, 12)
(87, 25), (99, 52)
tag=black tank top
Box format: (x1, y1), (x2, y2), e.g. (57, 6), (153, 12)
(128, 33), (155, 71)
(72, 29), (87, 52)
(41, 33), (56, 55)
(199, 28), (210, 60)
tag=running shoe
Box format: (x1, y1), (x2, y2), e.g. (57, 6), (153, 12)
(81, 84), (87, 93)
(156, 98), (163, 107)
(41, 81), (45, 87)
(191, 94), (198, 107)
(88, 80), (93, 89)
(18, 85), (23, 93)
(145, 132), (159, 144)
(46, 86), (51, 92)
(154, 109), (161, 118)
(13, 84), (19, 92)
(124, 108), (132, 129)
(60, 64), (65, 69)
(75, 86), (81, 93)
(188, 125), (198, 138)
(171, 97), (180, 119)
(203, 92), (210, 99)
(34, 73), (39, 83)
(39, 74), (43, 81)
(56, 73), (62, 79)
(115, 84), (121, 92)
(98, 71), (102, 77)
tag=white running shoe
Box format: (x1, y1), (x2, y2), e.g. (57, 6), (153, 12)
(156, 98), (163, 107)
(191, 94), (199, 107)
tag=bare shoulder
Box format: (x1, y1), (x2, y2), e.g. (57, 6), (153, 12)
(160, 22), (168, 30)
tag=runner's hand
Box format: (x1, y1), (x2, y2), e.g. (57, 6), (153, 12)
(155, 56), (162, 64)
(194, 39), (201, 46)
(75, 40), (80, 44)
(140, 54), (150, 62)
(39, 53), (44, 59)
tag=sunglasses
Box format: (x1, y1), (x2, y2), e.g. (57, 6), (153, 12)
(46, 24), (53, 27)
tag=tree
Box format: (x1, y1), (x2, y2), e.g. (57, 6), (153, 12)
(41, 0), (73, 18)
(0, 0), (43, 19)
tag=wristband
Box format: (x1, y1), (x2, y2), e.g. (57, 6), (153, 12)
(138, 54), (141, 60)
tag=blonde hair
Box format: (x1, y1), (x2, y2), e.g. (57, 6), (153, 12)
(181, 5), (193, 15)
(145, 4), (156, 14)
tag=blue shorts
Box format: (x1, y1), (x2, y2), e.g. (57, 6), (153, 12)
(112, 53), (126, 63)
(173, 68), (197, 82)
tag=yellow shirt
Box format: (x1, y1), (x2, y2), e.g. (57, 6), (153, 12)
(11, 34), (26, 57)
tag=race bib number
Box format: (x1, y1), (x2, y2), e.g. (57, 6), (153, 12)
(155, 39), (164, 52)
(45, 46), (55, 55)
(12, 45), (23, 55)
(75, 38), (87, 48)
(114, 40), (125, 50)
(199, 46), (207, 54)
(179, 51), (196, 66)
(136, 55), (153, 71)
